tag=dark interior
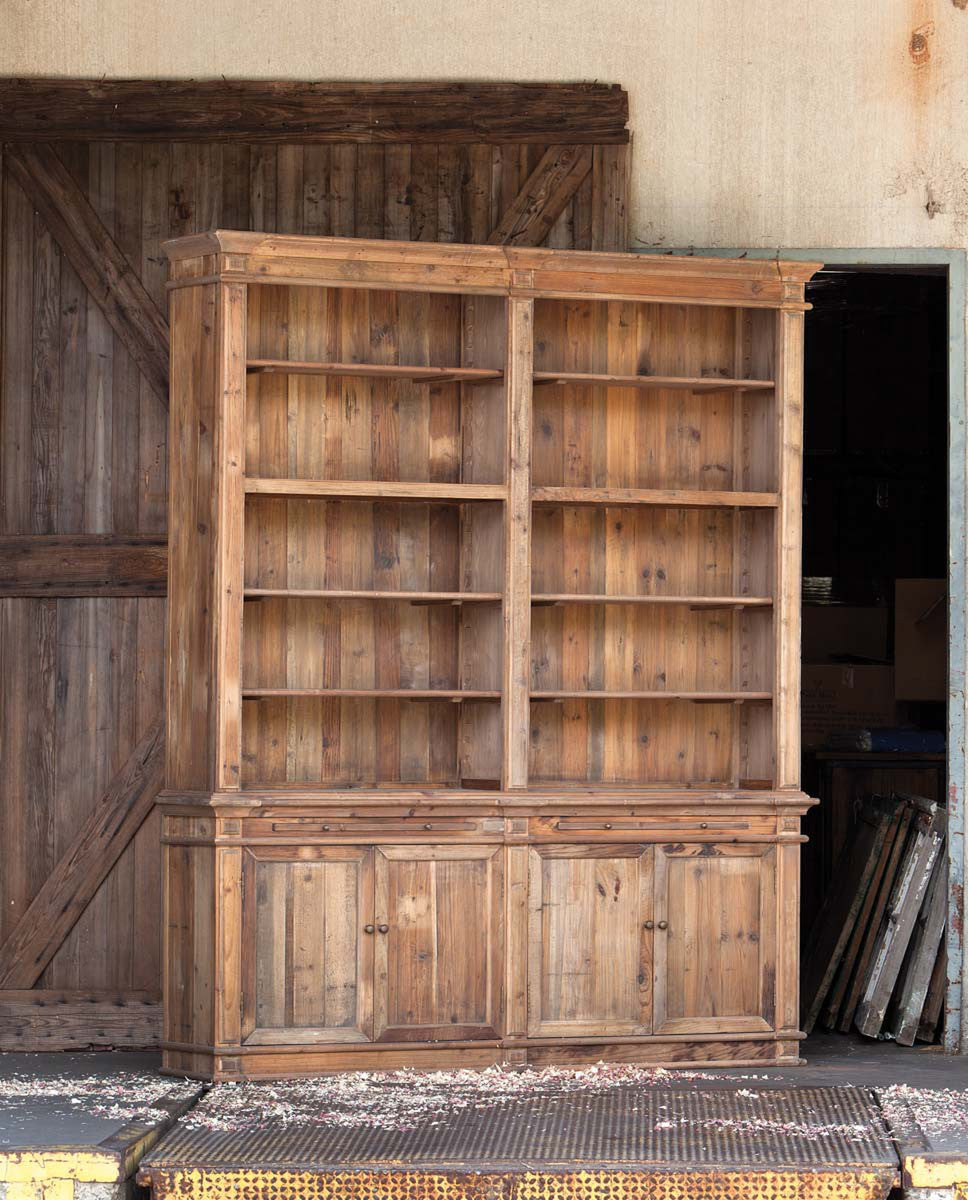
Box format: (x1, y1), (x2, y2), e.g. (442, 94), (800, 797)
(799, 266), (948, 1045)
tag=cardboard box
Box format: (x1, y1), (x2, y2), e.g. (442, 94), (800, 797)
(802, 605), (889, 664)
(895, 579), (946, 702)
(801, 664), (897, 748)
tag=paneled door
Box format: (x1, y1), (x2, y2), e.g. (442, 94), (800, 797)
(527, 844), (654, 1037)
(653, 843), (776, 1035)
(373, 846), (504, 1041)
(241, 846), (374, 1044)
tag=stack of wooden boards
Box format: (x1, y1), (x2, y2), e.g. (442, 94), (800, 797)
(802, 793), (947, 1044)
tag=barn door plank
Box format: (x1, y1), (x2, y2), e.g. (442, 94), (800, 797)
(488, 144), (593, 247)
(0, 717), (164, 988)
(4, 143), (170, 406)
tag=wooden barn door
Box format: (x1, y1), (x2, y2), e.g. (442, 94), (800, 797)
(0, 80), (630, 1050)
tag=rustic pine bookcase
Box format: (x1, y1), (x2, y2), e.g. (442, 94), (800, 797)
(160, 232), (820, 1079)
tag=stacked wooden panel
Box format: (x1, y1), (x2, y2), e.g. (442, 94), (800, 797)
(161, 232), (819, 1079)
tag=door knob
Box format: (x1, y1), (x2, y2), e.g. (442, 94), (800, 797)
(643, 920), (654, 930)
(363, 924), (375, 934)
(657, 920), (669, 930)
(378, 923), (390, 934)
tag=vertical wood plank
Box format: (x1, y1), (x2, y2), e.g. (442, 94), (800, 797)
(214, 283), (247, 791)
(503, 297), (533, 789)
(774, 309), (805, 788)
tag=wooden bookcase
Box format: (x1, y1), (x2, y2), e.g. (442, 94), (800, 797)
(160, 232), (820, 1079)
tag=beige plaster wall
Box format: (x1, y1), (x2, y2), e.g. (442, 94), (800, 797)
(3, 0), (967, 251)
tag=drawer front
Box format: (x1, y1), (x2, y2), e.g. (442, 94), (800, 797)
(530, 815), (777, 840)
(243, 816), (506, 840)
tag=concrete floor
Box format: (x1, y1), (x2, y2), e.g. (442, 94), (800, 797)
(1, 1033), (966, 1151)
(0, 1050), (171, 1148)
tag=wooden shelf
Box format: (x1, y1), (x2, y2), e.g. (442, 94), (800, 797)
(247, 360), (503, 385)
(242, 688), (501, 701)
(531, 593), (773, 608)
(531, 486), (778, 509)
(530, 690), (772, 702)
(244, 479), (507, 502)
(244, 589), (502, 604)
(533, 371), (774, 392)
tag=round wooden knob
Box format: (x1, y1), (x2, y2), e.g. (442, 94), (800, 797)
(657, 920), (669, 930)
(643, 920), (654, 930)
(363, 924), (375, 934)
(378, 923), (390, 934)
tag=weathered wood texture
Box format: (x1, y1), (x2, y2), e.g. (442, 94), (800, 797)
(159, 236), (815, 1077)
(0, 534), (167, 596)
(0, 81), (629, 144)
(0, 127), (630, 1049)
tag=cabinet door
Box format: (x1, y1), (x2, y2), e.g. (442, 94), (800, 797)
(242, 846), (373, 1044)
(374, 845), (503, 1042)
(653, 843), (776, 1035)
(527, 845), (653, 1038)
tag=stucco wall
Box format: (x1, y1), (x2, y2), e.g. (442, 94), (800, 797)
(3, 0), (968, 251)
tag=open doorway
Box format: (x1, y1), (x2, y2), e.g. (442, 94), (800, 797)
(799, 266), (950, 1050)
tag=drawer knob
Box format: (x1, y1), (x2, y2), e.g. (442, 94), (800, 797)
(700, 822), (708, 829)
(423, 823), (433, 830)
(604, 822), (613, 830)
(643, 920), (654, 930)
(363, 924), (375, 935)
(657, 920), (669, 931)
(322, 824), (331, 831)
(378, 923), (390, 934)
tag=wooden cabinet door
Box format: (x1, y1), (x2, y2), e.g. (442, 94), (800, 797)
(373, 845), (503, 1042)
(653, 844), (776, 1035)
(241, 846), (373, 1044)
(527, 845), (654, 1038)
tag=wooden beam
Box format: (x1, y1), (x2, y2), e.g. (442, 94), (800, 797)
(0, 535), (167, 597)
(0, 990), (161, 1050)
(4, 144), (170, 406)
(0, 719), (164, 989)
(488, 145), (593, 246)
(0, 80), (630, 144)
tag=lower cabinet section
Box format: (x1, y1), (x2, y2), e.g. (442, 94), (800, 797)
(242, 845), (373, 1045)
(240, 844), (503, 1047)
(653, 843), (777, 1035)
(373, 845), (503, 1042)
(162, 817), (802, 1079)
(527, 843), (777, 1040)
(527, 844), (654, 1038)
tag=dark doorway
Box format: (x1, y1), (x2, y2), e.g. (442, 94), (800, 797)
(800, 267), (949, 1046)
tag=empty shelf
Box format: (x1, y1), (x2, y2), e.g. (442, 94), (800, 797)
(530, 690), (772, 702)
(247, 360), (503, 384)
(245, 479), (506, 501)
(533, 370), (774, 391)
(531, 593), (773, 607)
(531, 486), (778, 508)
(244, 589), (502, 603)
(243, 688), (501, 701)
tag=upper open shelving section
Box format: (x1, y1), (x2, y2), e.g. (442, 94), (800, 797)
(164, 232), (820, 796)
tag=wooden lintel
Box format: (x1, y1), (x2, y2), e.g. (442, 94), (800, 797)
(0, 719), (165, 989)
(0, 534), (168, 597)
(0, 80), (630, 144)
(4, 143), (170, 406)
(489, 145), (594, 246)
